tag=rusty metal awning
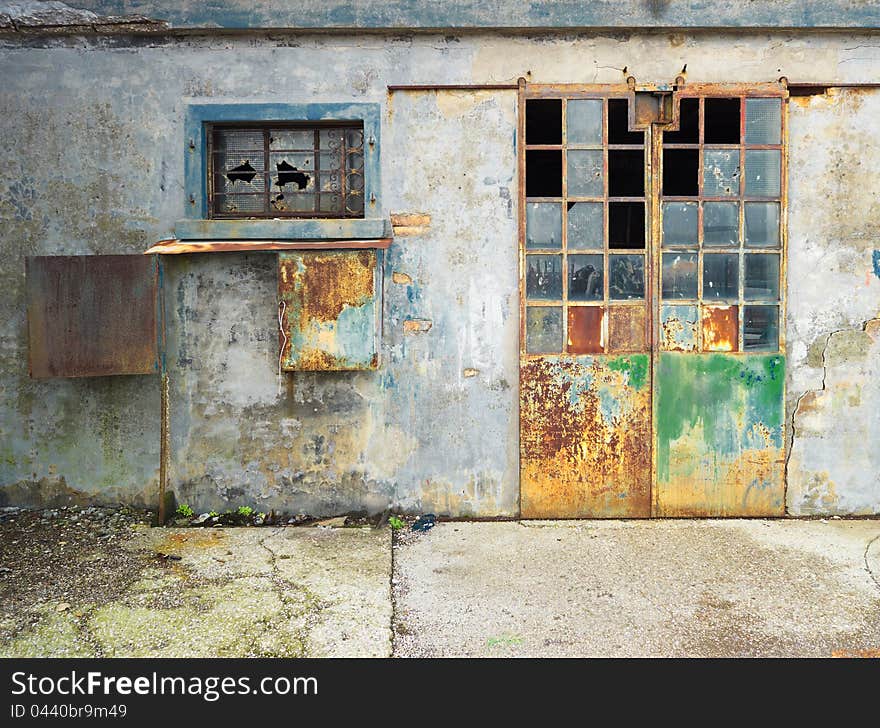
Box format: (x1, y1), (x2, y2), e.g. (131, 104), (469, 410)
(144, 238), (393, 255)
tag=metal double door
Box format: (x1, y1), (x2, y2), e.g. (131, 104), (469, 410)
(519, 82), (787, 518)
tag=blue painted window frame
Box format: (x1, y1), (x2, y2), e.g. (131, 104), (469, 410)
(179, 102), (384, 240)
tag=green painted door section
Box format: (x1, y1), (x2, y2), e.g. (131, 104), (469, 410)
(654, 354), (785, 516)
(520, 84), (787, 518)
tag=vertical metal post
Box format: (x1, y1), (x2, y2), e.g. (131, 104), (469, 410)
(157, 254), (169, 526)
(159, 371), (169, 525)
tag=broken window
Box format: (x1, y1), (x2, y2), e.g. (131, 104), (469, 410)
(660, 95), (784, 352)
(524, 95), (648, 355)
(208, 123), (365, 218)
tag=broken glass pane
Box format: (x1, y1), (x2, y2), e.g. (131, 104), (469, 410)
(663, 148), (699, 196)
(745, 202), (780, 247)
(608, 202), (645, 249)
(527, 306), (563, 353)
(608, 98), (643, 145)
(526, 150), (563, 197)
(703, 202), (739, 247)
(745, 150), (781, 197)
(745, 98), (782, 145)
(526, 255), (563, 300)
(663, 98), (699, 144)
(526, 203), (563, 249)
(703, 149), (741, 197)
(704, 98), (741, 144)
(744, 253), (780, 300)
(703, 253), (739, 300)
(608, 149), (644, 197)
(526, 99), (562, 145)
(567, 202), (603, 250)
(568, 255), (603, 301)
(662, 202), (698, 247)
(566, 99), (603, 145)
(567, 149), (604, 197)
(609, 255), (645, 300)
(743, 305), (779, 351)
(662, 253), (698, 299)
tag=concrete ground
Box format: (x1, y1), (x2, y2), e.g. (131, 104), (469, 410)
(0, 508), (391, 658)
(1, 509), (879, 657)
(393, 519), (880, 657)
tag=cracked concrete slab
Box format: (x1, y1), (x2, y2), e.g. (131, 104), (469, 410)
(0, 514), (391, 658)
(392, 519), (880, 657)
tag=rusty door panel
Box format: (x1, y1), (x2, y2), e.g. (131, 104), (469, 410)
(26, 255), (160, 378)
(278, 250), (379, 371)
(659, 304), (699, 352)
(654, 353), (785, 517)
(567, 307), (604, 354)
(608, 305), (645, 353)
(702, 305), (739, 352)
(521, 355), (651, 518)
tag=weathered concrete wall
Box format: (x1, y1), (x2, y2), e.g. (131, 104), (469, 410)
(1, 30), (879, 516)
(786, 90), (880, 515)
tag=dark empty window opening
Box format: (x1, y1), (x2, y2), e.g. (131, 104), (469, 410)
(663, 97), (699, 144)
(209, 123), (365, 219)
(704, 98), (741, 144)
(526, 150), (563, 197)
(526, 99), (562, 145)
(608, 99), (644, 145)
(609, 149), (645, 197)
(663, 149), (700, 196)
(609, 201), (645, 249)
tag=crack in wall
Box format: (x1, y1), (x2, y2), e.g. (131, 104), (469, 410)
(785, 316), (880, 512)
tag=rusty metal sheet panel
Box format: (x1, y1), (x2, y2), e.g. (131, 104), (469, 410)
(654, 353), (785, 517)
(278, 250), (379, 371)
(521, 355), (651, 518)
(660, 304), (699, 352)
(608, 305), (645, 353)
(567, 307), (604, 354)
(702, 305), (739, 352)
(26, 255), (160, 379)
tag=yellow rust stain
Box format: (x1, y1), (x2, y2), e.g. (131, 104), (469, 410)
(294, 348), (339, 371)
(608, 305), (646, 353)
(392, 271), (413, 285)
(463, 368), (479, 378)
(702, 306), (738, 352)
(520, 358), (651, 518)
(155, 530), (227, 554)
(281, 250), (375, 323)
(655, 422), (784, 517)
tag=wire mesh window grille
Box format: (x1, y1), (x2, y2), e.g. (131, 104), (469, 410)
(208, 123), (365, 218)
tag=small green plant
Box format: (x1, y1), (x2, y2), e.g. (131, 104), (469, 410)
(236, 506), (254, 517)
(388, 515), (405, 530)
(208, 511), (218, 518)
(175, 504), (194, 519)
